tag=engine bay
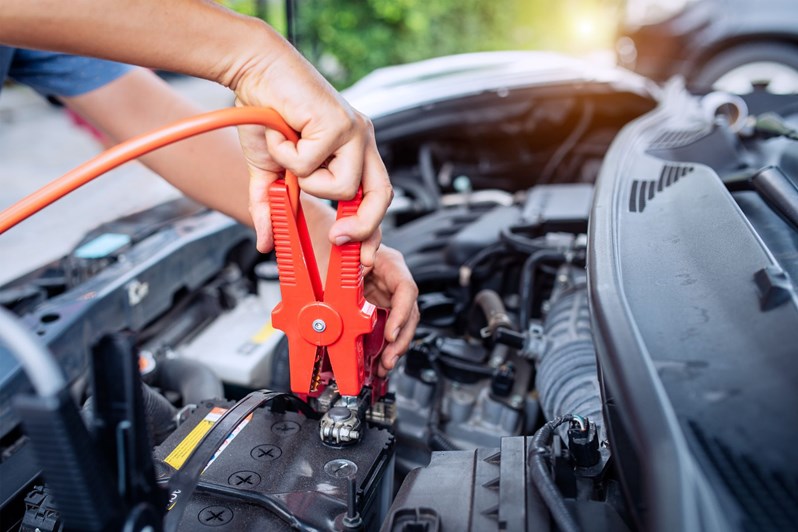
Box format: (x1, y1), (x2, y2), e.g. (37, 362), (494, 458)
(1, 63), (797, 532)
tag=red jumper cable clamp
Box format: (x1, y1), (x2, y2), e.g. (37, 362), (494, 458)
(268, 170), (389, 411)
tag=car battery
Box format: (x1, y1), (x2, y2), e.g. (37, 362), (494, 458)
(153, 399), (395, 531)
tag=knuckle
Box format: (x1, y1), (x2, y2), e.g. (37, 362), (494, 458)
(338, 109), (358, 136)
(291, 161), (316, 177)
(339, 181), (359, 200)
(411, 284), (420, 298)
(358, 112), (375, 134)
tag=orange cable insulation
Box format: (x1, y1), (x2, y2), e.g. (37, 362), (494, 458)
(0, 107), (300, 234)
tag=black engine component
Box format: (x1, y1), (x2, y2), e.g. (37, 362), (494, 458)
(20, 486), (62, 532)
(382, 432), (627, 532)
(0, 206), (255, 441)
(11, 332), (165, 532)
(589, 88), (798, 531)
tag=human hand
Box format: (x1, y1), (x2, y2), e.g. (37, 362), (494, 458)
(232, 31), (392, 267)
(363, 245), (420, 376)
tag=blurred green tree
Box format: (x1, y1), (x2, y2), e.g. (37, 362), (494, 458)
(225, 0), (621, 88)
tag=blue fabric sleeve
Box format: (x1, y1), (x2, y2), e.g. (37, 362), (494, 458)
(8, 49), (134, 98)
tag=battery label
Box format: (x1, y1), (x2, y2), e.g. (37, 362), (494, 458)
(250, 321), (276, 343)
(164, 407), (252, 471)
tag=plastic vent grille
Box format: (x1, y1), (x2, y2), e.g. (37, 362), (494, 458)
(649, 129), (708, 150)
(688, 420), (798, 532)
(629, 164), (694, 213)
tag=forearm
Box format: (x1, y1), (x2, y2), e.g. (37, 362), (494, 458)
(63, 69), (251, 224)
(0, 0), (282, 89)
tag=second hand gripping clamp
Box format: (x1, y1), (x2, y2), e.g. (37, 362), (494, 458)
(269, 173), (388, 402)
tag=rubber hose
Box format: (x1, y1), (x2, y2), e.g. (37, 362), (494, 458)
(158, 358), (223, 406)
(140, 383), (179, 445)
(474, 289), (515, 333)
(82, 383), (177, 445)
(418, 143), (442, 208)
(519, 250), (565, 327)
(536, 287), (604, 441)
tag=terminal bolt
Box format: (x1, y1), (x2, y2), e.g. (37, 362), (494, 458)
(319, 400), (362, 445)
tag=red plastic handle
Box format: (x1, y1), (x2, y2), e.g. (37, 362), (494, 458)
(269, 183), (379, 397)
(323, 190), (378, 396)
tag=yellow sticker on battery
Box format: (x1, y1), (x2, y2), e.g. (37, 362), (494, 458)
(250, 321), (277, 344)
(164, 407), (224, 470)
(164, 407), (252, 471)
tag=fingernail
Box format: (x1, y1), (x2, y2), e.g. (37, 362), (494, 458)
(391, 328), (401, 341)
(334, 235), (351, 246)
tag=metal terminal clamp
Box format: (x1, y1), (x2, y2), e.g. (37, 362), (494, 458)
(319, 393), (366, 446)
(316, 386), (396, 446)
(320, 403), (363, 445)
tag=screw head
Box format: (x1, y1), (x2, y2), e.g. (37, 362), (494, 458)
(324, 458), (358, 479)
(312, 319), (327, 332)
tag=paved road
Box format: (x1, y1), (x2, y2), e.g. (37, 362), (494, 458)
(0, 77), (234, 285)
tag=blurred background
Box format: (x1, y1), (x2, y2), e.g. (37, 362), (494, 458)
(224, 0), (624, 88)
(223, 0), (798, 93)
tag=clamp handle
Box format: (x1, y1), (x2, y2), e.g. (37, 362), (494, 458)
(269, 180), (381, 397)
(269, 179), (321, 395)
(323, 191), (378, 396)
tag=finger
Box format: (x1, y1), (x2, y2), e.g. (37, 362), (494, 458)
(358, 227), (381, 267)
(263, 127), (292, 164)
(295, 167), (355, 200)
(388, 306), (419, 359)
(248, 173), (275, 252)
(329, 146), (392, 242)
(378, 358), (391, 378)
(297, 137), (365, 200)
(379, 308), (418, 376)
(269, 112), (354, 178)
(384, 279), (418, 343)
